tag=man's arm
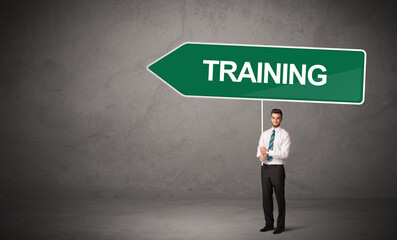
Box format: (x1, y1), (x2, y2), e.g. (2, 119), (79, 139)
(268, 133), (291, 159)
(257, 132), (269, 163)
(256, 132), (266, 158)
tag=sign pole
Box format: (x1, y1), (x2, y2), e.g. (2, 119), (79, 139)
(261, 100), (263, 134)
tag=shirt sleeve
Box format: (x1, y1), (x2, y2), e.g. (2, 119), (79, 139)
(256, 132), (265, 158)
(268, 132), (291, 159)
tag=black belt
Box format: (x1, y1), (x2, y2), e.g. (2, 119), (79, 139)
(262, 164), (283, 168)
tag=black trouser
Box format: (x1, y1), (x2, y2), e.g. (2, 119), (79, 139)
(261, 164), (286, 228)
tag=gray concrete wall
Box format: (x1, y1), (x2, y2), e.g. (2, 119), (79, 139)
(1, 0), (396, 199)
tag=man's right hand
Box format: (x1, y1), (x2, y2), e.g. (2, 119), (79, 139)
(260, 147), (268, 155)
(259, 154), (265, 162)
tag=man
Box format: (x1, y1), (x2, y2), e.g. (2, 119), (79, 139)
(257, 108), (291, 234)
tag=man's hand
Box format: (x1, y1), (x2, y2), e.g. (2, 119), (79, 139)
(260, 147), (268, 155)
(259, 154), (265, 162)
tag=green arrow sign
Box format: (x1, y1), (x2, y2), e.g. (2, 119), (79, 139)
(147, 42), (366, 105)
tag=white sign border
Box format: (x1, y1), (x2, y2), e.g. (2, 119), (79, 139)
(147, 41), (367, 105)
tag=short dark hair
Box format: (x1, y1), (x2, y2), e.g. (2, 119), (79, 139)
(271, 108), (283, 118)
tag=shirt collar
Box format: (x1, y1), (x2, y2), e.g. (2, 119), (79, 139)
(270, 126), (282, 133)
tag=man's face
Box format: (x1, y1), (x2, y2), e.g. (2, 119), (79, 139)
(271, 113), (282, 128)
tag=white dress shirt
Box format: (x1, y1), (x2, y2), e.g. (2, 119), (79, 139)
(257, 127), (291, 165)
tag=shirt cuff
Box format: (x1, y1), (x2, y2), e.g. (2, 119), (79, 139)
(268, 150), (274, 157)
(257, 147), (261, 158)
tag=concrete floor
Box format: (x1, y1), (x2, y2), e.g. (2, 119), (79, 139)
(2, 197), (396, 240)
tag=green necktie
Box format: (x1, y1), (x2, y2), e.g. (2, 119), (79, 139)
(267, 129), (275, 162)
